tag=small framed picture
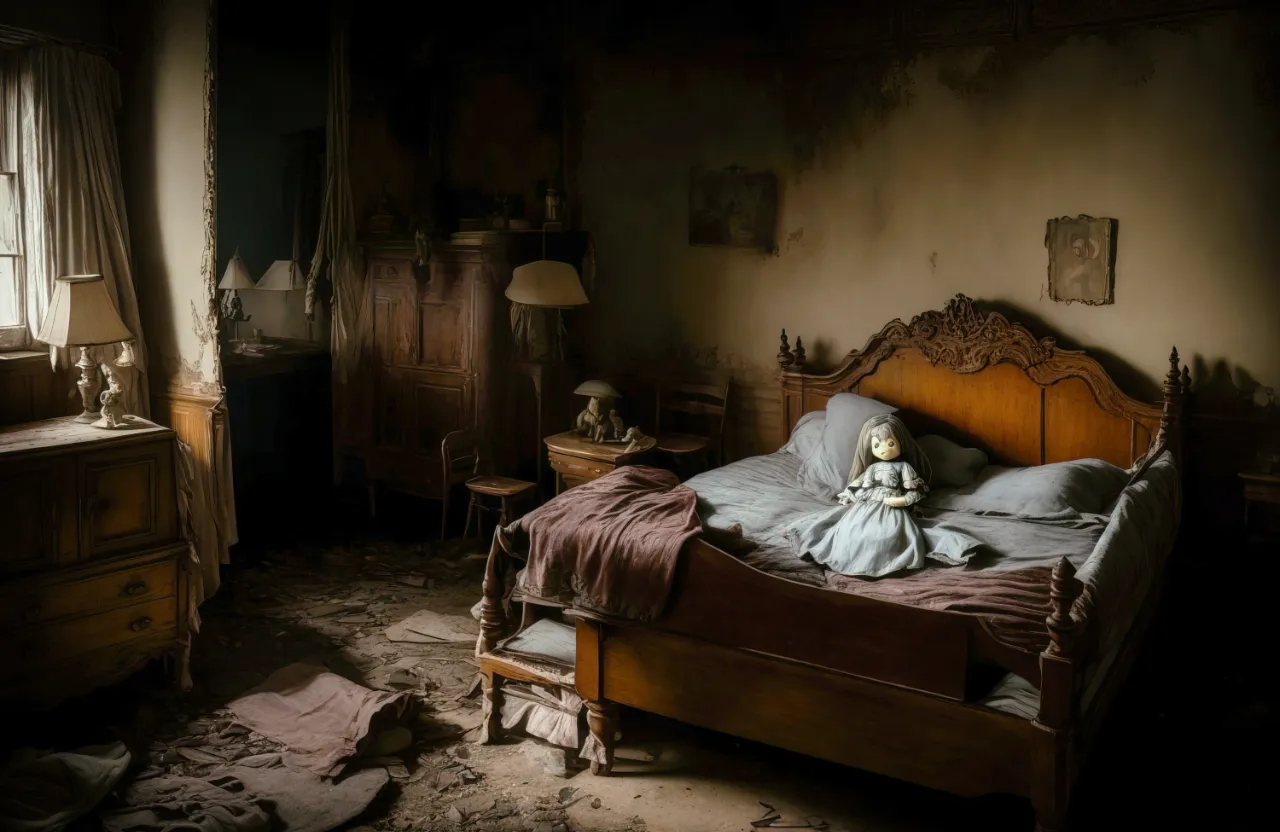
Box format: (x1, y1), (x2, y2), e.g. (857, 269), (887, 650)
(1045, 215), (1117, 305)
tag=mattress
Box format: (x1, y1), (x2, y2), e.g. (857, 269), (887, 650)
(685, 448), (1180, 720)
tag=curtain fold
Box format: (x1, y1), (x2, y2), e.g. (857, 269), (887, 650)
(12, 45), (149, 417)
(305, 6), (368, 482)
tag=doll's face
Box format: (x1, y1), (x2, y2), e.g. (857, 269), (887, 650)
(871, 433), (901, 461)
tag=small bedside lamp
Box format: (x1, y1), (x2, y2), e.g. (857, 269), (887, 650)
(36, 274), (134, 426)
(218, 248), (255, 342)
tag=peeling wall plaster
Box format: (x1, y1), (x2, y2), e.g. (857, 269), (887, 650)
(576, 13), (1280, 456)
(118, 0), (220, 395)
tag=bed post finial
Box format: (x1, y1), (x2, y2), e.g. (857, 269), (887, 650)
(1046, 557), (1083, 657)
(792, 336), (807, 370)
(1157, 346), (1184, 448)
(1180, 365), (1192, 398)
(777, 329), (795, 370)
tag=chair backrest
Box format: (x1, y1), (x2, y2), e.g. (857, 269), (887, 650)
(656, 371), (731, 459)
(441, 428), (489, 486)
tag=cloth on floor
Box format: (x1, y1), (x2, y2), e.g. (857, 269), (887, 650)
(498, 465), (701, 622)
(99, 775), (270, 832)
(226, 663), (415, 777)
(499, 683), (584, 749)
(215, 756), (388, 832)
(0, 742), (131, 832)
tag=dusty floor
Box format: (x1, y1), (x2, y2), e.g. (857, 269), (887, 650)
(8, 501), (1273, 832)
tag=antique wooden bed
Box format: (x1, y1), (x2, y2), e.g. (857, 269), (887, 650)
(477, 295), (1187, 832)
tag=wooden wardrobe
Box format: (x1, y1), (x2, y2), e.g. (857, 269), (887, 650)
(346, 231), (587, 513)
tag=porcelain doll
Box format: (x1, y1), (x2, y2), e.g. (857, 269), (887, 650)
(783, 414), (979, 578)
(838, 414), (932, 509)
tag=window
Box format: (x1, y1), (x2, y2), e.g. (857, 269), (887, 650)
(0, 169), (22, 349)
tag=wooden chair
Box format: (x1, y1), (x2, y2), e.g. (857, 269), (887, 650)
(654, 372), (731, 473)
(440, 429), (536, 543)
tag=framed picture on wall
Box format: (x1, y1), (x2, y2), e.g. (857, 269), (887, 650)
(689, 165), (778, 253)
(1045, 215), (1117, 305)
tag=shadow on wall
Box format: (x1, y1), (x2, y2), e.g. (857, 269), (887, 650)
(1191, 356), (1277, 413)
(980, 299), (1165, 403)
(114, 0), (179, 380)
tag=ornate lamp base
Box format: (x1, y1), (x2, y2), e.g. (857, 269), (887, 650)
(73, 346), (101, 424)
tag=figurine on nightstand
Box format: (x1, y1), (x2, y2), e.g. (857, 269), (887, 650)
(96, 375), (128, 429)
(609, 409), (626, 441)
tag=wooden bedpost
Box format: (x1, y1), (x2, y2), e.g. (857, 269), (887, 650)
(477, 532), (509, 745)
(1032, 557), (1085, 832)
(478, 532), (507, 657)
(777, 329), (795, 370)
(792, 336), (807, 371)
(1156, 347), (1185, 464)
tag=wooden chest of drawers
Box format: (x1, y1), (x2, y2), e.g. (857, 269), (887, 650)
(0, 416), (188, 709)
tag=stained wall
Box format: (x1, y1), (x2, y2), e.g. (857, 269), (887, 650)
(575, 13), (1280, 456)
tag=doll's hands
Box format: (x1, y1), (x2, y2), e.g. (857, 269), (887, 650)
(838, 490), (855, 506)
(883, 495), (908, 508)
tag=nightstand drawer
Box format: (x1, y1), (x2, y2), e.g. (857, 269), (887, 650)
(0, 596), (178, 678)
(548, 451), (614, 483)
(79, 440), (178, 559)
(0, 557), (178, 629)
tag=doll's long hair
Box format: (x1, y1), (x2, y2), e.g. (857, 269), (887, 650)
(847, 413), (933, 486)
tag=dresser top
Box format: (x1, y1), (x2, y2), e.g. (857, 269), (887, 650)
(0, 416), (171, 456)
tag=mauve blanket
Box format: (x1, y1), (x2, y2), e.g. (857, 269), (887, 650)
(498, 466), (702, 622)
(826, 565), (1082, 655)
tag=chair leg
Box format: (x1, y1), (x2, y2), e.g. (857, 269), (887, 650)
(479, 670), (503, 744)
(440, 486), (449, 543)
(498, 497), (510, 529)
(463, 494), (476, 543)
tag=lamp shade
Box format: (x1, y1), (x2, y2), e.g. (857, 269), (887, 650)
(573, 379), (621, 399)
(257, 259), (304, 291)
(506, 260), (588, 308)
(218, 249), (256, 290)
(36, 274), (133, 347)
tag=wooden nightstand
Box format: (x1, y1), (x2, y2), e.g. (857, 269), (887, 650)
(543, 431), (649, 494)
(1241, 471), (1280, 538)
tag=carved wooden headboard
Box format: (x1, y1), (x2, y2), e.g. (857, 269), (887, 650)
(777, 295), (1188, 468)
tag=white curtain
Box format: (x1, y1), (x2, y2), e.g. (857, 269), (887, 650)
(7, 45), (149, 416)
(305, 9), (369, 483)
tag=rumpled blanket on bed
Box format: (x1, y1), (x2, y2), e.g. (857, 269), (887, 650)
(498, 466), (702, 622)
(828, 564), (1083, 655)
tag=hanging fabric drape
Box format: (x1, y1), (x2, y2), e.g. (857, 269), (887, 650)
(305, 5), (365, 387)
(1, 45), (150, 416)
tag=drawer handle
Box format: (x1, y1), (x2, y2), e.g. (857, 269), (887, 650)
(129, 616), (153, 632)
(122, 581), (148, 597)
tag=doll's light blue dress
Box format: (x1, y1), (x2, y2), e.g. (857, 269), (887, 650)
(783, 460), (980, 578)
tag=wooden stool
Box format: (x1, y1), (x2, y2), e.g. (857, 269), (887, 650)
(464, 476), (537, 542)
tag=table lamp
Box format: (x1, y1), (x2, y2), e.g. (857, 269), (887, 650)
(505, 240), (588, 360)
(218, 248), (255, 342)
(35, 274), (135, 426)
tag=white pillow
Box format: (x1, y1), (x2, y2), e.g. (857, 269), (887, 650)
(781, 411), (825, 459)
(927, 459), (1130, 517)
(796, 393), (897, 500)
(916, 435), (988, 488)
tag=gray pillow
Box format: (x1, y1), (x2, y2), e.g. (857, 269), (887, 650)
(781, 411), (825, 459)
(796, 393), (897, 500)
(926, 458), (1129, 517)
(917, 435), (988, 488)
